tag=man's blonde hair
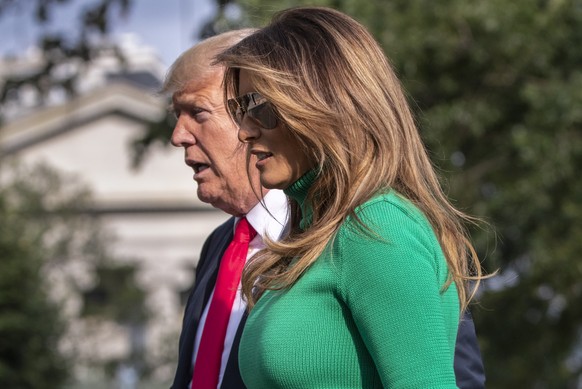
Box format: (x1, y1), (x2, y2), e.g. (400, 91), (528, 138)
(162, 29), (256, 94)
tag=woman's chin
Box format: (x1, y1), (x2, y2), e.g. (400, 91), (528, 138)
(260, 177), (288, 190)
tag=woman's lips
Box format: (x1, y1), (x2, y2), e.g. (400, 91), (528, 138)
(255, 152), (272, 161)
(252, 151), (273, 168)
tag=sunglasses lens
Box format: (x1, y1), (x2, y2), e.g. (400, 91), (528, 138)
(228, 92), (278, 129)
(227, 99), (240, 125)
(248, 103), (278, 129)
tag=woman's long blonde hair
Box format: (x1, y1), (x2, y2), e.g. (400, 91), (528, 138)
(217, 7), (483, 312)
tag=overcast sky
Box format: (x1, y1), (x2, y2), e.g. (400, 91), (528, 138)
(0, 0), (216, 68)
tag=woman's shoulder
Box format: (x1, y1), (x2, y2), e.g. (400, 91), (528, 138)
(333, 191), (439, 263)
(351, 190), (432, 233)
(335, 190), (447, 289)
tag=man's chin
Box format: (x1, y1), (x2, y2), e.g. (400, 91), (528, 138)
(197, 188), (231, 213)
(196, 188), (217, 206)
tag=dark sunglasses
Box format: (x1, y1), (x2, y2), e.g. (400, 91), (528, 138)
(227, 92), (278, 129)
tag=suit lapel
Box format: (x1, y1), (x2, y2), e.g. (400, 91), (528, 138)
(184, 227), (232, 332)
(171, 218), (235, 389)
(220, 312), (248, 388)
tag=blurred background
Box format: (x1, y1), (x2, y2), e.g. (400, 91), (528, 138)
(0, 0), (581, 388)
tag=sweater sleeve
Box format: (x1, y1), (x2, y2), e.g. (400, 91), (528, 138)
(338, 197), (459, 388)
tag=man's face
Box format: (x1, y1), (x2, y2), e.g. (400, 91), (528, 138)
(171, 71), (261, 215)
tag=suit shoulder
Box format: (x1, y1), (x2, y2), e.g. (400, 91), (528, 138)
(195, 216), (235, 273)
(205, 217), (236, 244)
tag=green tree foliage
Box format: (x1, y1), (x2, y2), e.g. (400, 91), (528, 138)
(0, 0), (133, 124)
(81, 263), (150, 378)
(0, 162), (95, 388)
(0, 162), (150, 386)
(82, 264), (149, 326)
(208, 0), (582, 387)
(0, 199), (68, 388)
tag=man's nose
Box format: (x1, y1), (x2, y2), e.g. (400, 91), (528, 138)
(171, 120), (196, 147)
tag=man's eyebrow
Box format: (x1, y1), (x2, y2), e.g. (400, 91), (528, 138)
(173, 94), (206, 107)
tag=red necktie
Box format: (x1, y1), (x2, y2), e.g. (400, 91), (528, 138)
(191, 217), (257, 389)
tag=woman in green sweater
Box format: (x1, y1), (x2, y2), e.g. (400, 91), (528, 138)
(217, 7), (484, 388)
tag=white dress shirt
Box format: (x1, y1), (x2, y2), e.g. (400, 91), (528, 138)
(191, 189), (289, 388)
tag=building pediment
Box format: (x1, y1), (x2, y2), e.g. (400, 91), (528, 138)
(1, 82), (165, 156)
(0, 81), (213, 210)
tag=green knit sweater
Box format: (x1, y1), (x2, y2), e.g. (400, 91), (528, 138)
(239, 172), (460, 388)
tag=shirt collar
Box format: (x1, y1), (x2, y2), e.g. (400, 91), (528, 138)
(235, 189), (289, 246)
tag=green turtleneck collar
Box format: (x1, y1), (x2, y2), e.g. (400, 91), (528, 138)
(284, 169), (318, 231)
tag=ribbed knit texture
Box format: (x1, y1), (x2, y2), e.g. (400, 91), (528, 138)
(239, 172), (460, 388)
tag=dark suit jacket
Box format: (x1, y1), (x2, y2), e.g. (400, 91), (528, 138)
(171, 217), (485, 389)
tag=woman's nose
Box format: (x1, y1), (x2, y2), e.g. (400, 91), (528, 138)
(237, 118), (261, 143)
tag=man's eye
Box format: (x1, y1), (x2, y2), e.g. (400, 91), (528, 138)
(171, 105), (206, 120)
(190, 108), (204, 116)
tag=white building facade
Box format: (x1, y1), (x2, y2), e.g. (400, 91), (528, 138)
(0, 43), (228, 385)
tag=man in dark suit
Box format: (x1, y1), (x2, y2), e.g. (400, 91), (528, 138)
(166, 30), (486, 389)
